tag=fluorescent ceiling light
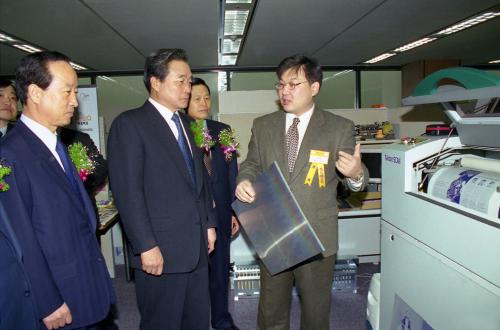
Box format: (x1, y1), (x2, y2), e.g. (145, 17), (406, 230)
(393, 37), (437, 52)
(223, 38), (242, 53)
(364, 53), (396, 64)
(221, 54), (237, 65)
(226, 0), (252, 3)
(13, 44), (42, 53)
(436, 11), (500, 35)
(224, 10), (249, 35)
(70, 62), (88, 71)
(488, 59), (500, 64)
(0, 33), (16, 42)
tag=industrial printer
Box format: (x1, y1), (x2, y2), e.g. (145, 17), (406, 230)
(379, 68), (500, 329)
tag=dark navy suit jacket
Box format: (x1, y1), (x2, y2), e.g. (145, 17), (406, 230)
(0, 121), (115, 329)
(107, 101), (216, 273)
(0, 204), (40, 330)
(206, 120), (237, 238)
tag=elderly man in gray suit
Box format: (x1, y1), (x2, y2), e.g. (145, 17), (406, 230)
(235, 54), (369, 330)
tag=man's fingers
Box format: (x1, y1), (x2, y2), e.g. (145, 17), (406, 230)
(236, 181), (255, 203)
(354, 143), (361, 157)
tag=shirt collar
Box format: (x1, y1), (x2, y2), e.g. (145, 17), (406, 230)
(20, 114), (58, 151)
(148, 97), (176, 119)
(286, 104), (315, 122)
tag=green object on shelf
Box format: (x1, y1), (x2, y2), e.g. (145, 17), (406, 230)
(412, 67), (500, 97)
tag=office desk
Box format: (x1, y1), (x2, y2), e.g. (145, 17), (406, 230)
(98, 206), (119, 278)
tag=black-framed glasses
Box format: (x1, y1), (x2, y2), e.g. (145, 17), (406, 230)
(274, 81), (308, 91)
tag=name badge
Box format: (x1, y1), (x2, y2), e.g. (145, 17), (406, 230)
(309, 150), (329, 164)
(305, 150), (329, 188)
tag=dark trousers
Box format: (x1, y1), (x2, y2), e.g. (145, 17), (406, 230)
(209, 233), (234, 329)
(134, 244), (209, 330)
(257, 255), (335, 330)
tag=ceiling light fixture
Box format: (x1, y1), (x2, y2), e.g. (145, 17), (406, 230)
(436, 11), (500, 35)
(364, 53), (396, 64)
(488, 59), (500, 64)
(0, 29), (91, 71)
(224, 10), (249, 36)
(0, 33), (16, 43)
(218, 0), (257, 67)
(13, 44), (42, 53)
(362, 8), (500, 64)
(393, 37), (437, 53)
(70, 62), (88, 71)
(221, 54), (238, 66)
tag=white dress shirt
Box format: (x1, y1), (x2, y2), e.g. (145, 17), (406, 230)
(20, 114), (65, 170)
(148, 97), (193, 154)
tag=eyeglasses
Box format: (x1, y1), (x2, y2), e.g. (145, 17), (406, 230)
(274, 81), (308, 91)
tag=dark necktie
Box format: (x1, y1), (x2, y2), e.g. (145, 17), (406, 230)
(0, 131), (3, 138)
(55, 137), (80, 193)
(171, 113), (196, 187)
(203, 151), (212, 176)
(286, 117), (300, 172)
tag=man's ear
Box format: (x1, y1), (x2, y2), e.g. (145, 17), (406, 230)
(27, 84), (42, 104)
(311, 81), (320, 97)
(150, 76), (161, 93)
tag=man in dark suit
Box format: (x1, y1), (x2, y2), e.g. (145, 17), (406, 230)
(186, 78), (239, 330)
(0, 78), (17, 137)
(235, 55), (369, 330)
(0, 51), (115, 330)
(0, 204), (40, 330)
(107, 48), (216, 330)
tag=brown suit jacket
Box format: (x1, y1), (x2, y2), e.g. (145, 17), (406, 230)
(237, 107), (368, 257)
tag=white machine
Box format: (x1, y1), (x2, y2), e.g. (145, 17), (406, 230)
(380, 68), (500, 330)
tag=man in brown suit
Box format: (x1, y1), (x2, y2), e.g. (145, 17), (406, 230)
(235, 55), (368, 330)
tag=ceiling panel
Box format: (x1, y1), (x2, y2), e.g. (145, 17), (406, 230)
(0, 0), (499, 76)
(83, 0), (219, 67)
(238, 0), (386, 66)
(312, 0), (500, 65)
(0, 0), (145, 73)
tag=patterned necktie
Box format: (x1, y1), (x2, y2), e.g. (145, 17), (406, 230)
(171, 112), (196, 187)
(55, 137), (80, 193)
(286, 117), (300, 172)
(203, 151), (212, 176)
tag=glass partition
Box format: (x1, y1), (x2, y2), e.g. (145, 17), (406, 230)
(230, 72), (276, 91)
(96, 75), (148, 133)
(361, 71), (401, 108)
(316, 70), (356, 109)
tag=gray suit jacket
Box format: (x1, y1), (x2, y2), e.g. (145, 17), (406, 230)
(237, 108), (368, 257)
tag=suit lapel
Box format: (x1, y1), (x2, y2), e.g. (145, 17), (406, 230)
(143, 103), (197, 191)
(270, 112), (288, 175)
(290, 108), (325, 183)
(17, 122), (87, 211)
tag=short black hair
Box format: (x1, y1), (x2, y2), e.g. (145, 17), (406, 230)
(15, 51), (70, 105)
(0, 78), (15, 90)
(277, 54), (323, 89)
(191, 77), (210, 95)
(143, 48), (189, 93)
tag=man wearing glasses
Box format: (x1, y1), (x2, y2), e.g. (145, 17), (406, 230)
(235, 54), (368, 330)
